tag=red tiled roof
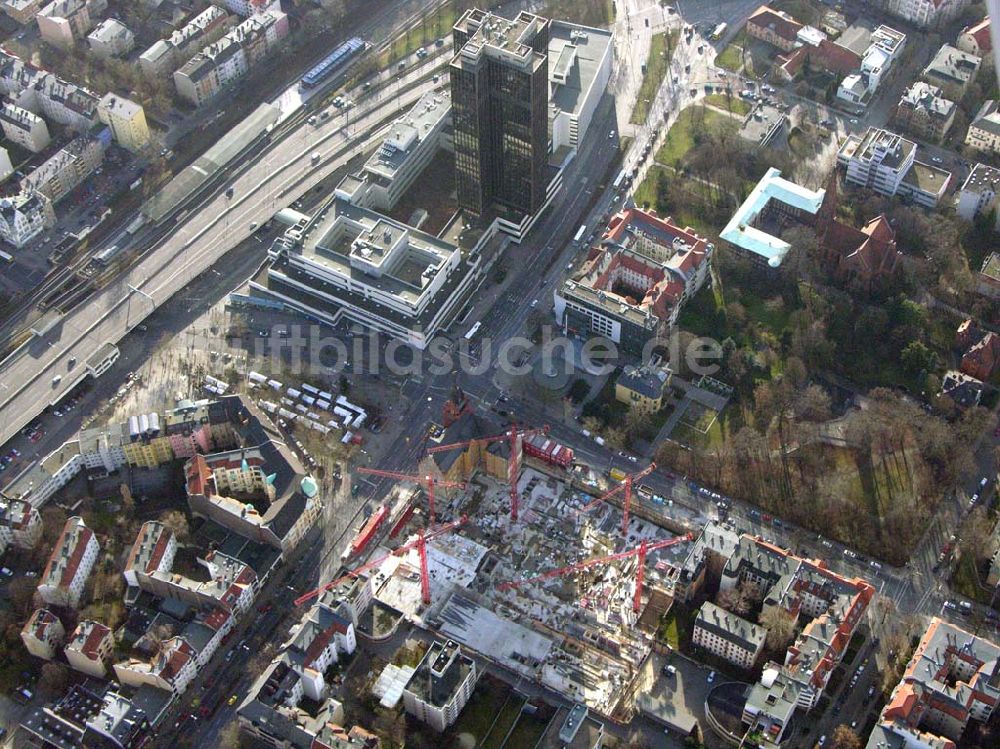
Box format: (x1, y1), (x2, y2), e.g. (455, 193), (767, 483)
(72, 621), (111, 659)
(43, 519), (95, 590)
(747, 5), (803, 42)
(962, 18), (992, 52)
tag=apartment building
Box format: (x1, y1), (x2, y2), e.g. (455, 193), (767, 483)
(139, 5), (233, 78)
(729, 536), (875, 745)
(693, 602), (767, 670)
(114, 636), (198, 695)
(22, 129), (108, 205)
(956, 163), (1000, 227)
(37, 516), (99, 609)
(958, 16), (992, 57)
(966, 99), (1000, 154)
(403, 640), (479, 731)
(894, 81), (956, 141)
(19, 685), (150, 749)
(21, 608), (65, 659)
(87, 18), (134, 59)
(282, 591), (357, 701)
(64, 620), (114, 677)
(866, 618), (1000, 749)
(0, 101), (50, 152)
(214, 0), (273, 16)
(923, 44), (981, 100)
(37, 0), (101, 48)
(123, 520), (176, 591)
(97, 93), (150, 152)
(0, 496), (42, 556)
(555, 206), (713, 356)
(125, 523), (257, 615)
(0, 190), (55, 248)
(1, 0), (43, 24)
(238, 586), (374, 749)
(173, 10), (288, 106)
(34, 74), (100, 132)
(884, 0), (971, 29)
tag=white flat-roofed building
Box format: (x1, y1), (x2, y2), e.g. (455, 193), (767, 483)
(693, 602), (767, 669)
(403, 640), (479, 731)
(65, 619), (113, 677)
(923, 43), (981, 100)
(0, 101), (50, 152)
(21, 608), (65, 659)
(842, 127), (915, 195)
(957, 163), (1000, 227)
(87, 18), (134, 59)
(37, 515), (99, 608)
(253, 197), (490, 350)
(360, 90), (452, 211)
(547, 20), (612, 152)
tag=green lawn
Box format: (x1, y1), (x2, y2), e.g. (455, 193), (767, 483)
(716, 31), (748, 72)
(703, 93), (750, 115)
(630, 30), (678, 124)
(655, 106), (740, 168)
(657, 606), (693, 649)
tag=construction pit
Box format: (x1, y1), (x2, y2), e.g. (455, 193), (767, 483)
(358, 465), (694, 717)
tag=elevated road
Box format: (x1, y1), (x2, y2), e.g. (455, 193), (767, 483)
(0, 59), (447, 447)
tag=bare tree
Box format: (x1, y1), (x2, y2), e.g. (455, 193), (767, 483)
(39, 663), (69, 696)
(830, 725), (862, 749)
(158, 510), (190, 543)
(759, 605), (797, 651)
(8, 577), (37, 617)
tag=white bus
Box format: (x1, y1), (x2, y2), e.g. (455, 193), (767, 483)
(711, 22), (727, 40)
(612, 170), (626, 190)
(573, 224), (587, 244)
(464, 321), (482, 340)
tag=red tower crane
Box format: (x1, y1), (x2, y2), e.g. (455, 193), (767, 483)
(356, 467), (466, 526)
(294, 515), (468, 607)
(498, 532), (693, 613)
(427, 424), (548, 521)
(577, 463), (656, 536)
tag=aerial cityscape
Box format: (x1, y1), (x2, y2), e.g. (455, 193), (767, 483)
(2, 1), (1000, 749)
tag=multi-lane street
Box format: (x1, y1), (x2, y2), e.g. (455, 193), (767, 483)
(0, 45), (453, 450)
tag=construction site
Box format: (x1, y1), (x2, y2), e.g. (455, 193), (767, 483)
(299, 404), (696, 719)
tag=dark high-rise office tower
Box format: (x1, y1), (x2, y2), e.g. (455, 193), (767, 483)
(450, 9), (550, 220)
